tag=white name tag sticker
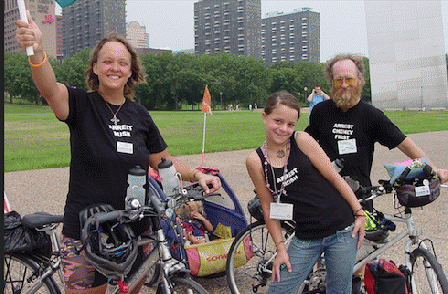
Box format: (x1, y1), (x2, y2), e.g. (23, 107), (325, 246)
(415, 186), (430, 197)
(270, 203), (293, 220)
(117, 142), (133, 154)
(338, 139), (357, 155)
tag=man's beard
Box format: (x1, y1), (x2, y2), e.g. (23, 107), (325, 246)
(331, 83), (362, 109)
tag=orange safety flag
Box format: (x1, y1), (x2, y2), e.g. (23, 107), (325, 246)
(201, 85), (212, 114)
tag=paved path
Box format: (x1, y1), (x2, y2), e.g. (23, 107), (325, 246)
(5, 131), (448, 293)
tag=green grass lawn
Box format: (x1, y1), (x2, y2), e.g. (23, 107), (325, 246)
(4, 104), (448, 172)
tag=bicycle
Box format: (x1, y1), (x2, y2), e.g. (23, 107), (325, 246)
(4, 212), (65, 294)
(3, 180), (212, 294)
(226, 180), (448, 294)
(86, 179), (212, 294)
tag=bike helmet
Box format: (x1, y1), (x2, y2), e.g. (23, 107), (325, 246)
(363, 210), (395, 243)
(79, 204), (138, 278)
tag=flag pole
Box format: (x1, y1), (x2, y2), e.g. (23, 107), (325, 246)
(201, 84), (212, 167)
(201, 112), (207, 167)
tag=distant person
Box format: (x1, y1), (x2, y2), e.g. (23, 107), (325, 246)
(246, 91), (365, 293)
(307, 84), (330, 113)
(15, 11), (221, 294)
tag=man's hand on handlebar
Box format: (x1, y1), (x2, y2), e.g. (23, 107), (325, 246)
(435, 168), (448, 184)
(195, 172), (221, 194)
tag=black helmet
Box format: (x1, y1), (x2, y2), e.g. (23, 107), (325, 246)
(79, 204), (138, 278)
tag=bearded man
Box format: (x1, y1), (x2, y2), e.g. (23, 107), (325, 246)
(305, 53), (448, 210)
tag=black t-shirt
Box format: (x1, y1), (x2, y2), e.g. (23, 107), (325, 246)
(61, 86), (167, 240)
(256, 133), (354, 240)
(305, 100), (406, 188)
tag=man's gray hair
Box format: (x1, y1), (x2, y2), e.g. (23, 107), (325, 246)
(323, 53), (365, 83)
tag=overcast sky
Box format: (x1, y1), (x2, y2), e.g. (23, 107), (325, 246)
(57, 0), (448, 63)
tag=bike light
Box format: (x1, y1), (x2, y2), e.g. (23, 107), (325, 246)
(118, 279), (129, 293)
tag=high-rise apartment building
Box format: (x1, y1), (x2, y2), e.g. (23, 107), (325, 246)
(194, 0), (262, 58)
(127, 21), (149, 49)
(56, 15), (64, 61)
(262, 8), (320, 66)
(62, 0), (126, 57)
(4, 0), (57, 57)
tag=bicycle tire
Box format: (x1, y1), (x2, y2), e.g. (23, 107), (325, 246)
(226, 220), (295, 294)
(155, 276), (209, 294)
(3, 253), (61, 294)
(409, 247), (448, 294)
(144, 262), (161, 287)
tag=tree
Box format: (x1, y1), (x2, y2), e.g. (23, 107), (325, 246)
(4, 52), (40, 104)
(361, 57), (372, 102)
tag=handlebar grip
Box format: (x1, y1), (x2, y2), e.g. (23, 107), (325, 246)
(148, 192), (166, 214)
(95, 210), (122, 223)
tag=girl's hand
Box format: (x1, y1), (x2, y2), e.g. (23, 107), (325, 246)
(271, 245), (292, 282)
(352, 216), (365, 249)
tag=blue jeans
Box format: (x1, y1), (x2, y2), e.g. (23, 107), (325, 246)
(267, 223), (358, 294)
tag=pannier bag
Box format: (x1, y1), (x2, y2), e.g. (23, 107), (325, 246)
(184, 235), (253, 276)
(364, 259), (409, 294)
(384, 158), (440, 207)
(4, 210), (52, 257)
(248, 194), (264, 222)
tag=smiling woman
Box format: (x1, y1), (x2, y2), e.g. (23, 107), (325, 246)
(15, 9), (222, 294)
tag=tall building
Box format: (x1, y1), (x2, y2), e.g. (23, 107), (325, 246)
(127, 21), (149, 49)
(261, 8), (320, 66)
(365, 0), (448, 109)
(4, 0), (57, 58)
(194, 0), (262, 58)
(56, 15), (64, 61)
(62, 0), (126, 57)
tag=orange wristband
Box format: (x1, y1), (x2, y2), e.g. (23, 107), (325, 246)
(28, 52), (47, 68)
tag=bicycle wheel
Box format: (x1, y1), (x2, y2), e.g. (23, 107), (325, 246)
(226, 220), (295, 294)
(409, 248), (448, 294)
(156, 276), (208, 294)
(144, 262), (161, 287)
(4, 253), (61, 294)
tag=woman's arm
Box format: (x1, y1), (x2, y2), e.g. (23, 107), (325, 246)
(16, 11), (69, 120)
(149, 150), (221, 193)
(246, 152), (292, 281)
(296, 132), (365, 248)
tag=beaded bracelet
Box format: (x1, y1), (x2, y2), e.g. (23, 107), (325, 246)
(28, 52), (47, 68)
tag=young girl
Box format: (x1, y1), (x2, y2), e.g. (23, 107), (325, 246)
(246, 91), (365, 293)
(178, 201), (213, 245)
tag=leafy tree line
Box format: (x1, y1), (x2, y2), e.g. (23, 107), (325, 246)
(4, 50), (372, 109)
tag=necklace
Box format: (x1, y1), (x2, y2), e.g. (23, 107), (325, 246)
(105, 98), (126, 125)
(262, 140), (290, 199)
(266, 142), (287, 158)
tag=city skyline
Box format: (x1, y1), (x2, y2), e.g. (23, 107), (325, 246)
(56, 1), (448, 63)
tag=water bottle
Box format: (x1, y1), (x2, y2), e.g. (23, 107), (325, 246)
(158, 157), (180, 198)
(125, 165), (147, 209)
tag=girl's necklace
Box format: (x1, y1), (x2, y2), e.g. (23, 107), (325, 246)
(265, 142), (287, 158)
(262, 140), (290, 199)
(105, 98), (126, 125)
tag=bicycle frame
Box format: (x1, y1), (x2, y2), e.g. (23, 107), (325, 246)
(353, 209), (438, 293)
(104, 202), (192, 294)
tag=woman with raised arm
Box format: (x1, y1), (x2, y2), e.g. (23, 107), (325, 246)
(246, 91), (365, 294)
(16, 11), (220, 294)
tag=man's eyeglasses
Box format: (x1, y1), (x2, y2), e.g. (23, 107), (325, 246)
(332, 77), (356, 87)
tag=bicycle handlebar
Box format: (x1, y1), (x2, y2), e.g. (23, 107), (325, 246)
(93, 183), (211, 224)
